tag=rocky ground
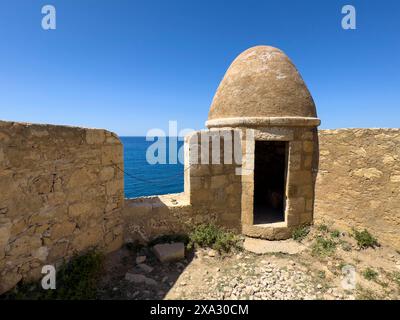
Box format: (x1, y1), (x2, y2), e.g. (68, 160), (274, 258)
(97, 225), (400, 300)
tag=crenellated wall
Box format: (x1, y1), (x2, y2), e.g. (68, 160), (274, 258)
(314, 129), (400, 249)
(0, 121), (124, 294)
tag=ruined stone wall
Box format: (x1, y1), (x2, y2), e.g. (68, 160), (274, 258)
(0, 121), (124, 294)
(315, 129), (400, 249)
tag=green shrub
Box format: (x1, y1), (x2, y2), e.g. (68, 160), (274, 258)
(363, 267), (378, 281)
(292, 225), (310, 242)
(317, 224), (329, 232)
(330, 230), (341, 238)
(188, 224), (239, 253)
(312, 236), (336, 257)
(352, 229), (378, 249)
(2, 250), (104, 300)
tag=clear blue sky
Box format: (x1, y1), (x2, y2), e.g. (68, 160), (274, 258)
(1, 0), (399, 136)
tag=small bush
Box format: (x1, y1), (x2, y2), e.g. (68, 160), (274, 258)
(2, 250), (104, 300)
(352, 229), (379, 249)
(317, 224), (329, 232)
(292, 225), (310, 242)
(188, 224), (239, 253)
(330, 230), (341, 238)
(312, 236), (336, 257)
(363, 267), (378, 281)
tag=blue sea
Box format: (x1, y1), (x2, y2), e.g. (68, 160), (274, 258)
(120, 137), (184, 198)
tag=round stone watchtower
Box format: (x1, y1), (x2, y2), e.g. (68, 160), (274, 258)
(205, 45), (320, 239)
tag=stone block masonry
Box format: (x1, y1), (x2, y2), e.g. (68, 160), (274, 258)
(124, 128), (400, 251)
(314, 129), (400, 249)
(2, 121), (400, 294)
(0, 121), (124, 294)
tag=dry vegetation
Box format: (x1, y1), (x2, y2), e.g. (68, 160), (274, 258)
(2, 224), (400, 300)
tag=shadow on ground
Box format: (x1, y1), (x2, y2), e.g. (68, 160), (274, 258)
(97, 244), (194, 300)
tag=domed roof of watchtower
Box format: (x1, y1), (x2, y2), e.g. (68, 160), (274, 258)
(206, 46), (319, 128)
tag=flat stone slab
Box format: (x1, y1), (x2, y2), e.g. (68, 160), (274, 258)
(125, 273), (157, 286)
(137, 263), (153, 273)
(243, 237), (305, 255)
(152, 242), (185, 263)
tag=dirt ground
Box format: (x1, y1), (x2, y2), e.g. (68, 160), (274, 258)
(97, 225), (400, 300)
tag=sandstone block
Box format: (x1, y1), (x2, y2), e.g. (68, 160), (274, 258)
(72, 226), (103, 252)
(290, 141), (302, 153)
(288, 197), (305, 213)
(303, 141), (314, 153)
(104, 234), (123, 253)
(352, 168), (383, 180)
(301, 131), (314, 140)
(152, 242), (185, 263)
(0, 221), (11, 259)
(8, 235), (41, 257)
(99, 166), (115, 182)
(106, 179), (123, 196)
(190, 177), (205, 190)
(102, 145), (123, 165)
(32, 246), (49, 262)
(51, 221), (76, 240)
(190, 165), (210, 177)
(136, 255), (146, 264)
(299, 211), (313, 224)
(303, 154), (313, 169)
(67, 168), (97, 188)
(138, 263), (154, 273)
(125, 273), (157, 286)
(390, 175), (400, 183)
(47, 242), (68, 261)
(211, 175), (228, 189)
(305, 199), (314, 211)
(68, 202), (92, 218)
(289, 153), (301, 170)
(86, 130), (105, 144)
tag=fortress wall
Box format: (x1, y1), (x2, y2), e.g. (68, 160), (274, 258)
(123, 193), (202, 243)
(315, 129), (400, 249)
(123, 130), (242, 243)
(0, 121), (124, 294)
(123, 128), (400, 249)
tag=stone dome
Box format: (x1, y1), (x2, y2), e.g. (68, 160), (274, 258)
(206, 46), (319, 128)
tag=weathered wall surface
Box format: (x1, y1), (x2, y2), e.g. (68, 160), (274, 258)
(123, 130), (242, 243)
(0, 121), (124, 294)
(185, 130), (242, 230)
(125, 128), (400, 249)
(123, 193), (210, 243)
(315, 129), (400, 249)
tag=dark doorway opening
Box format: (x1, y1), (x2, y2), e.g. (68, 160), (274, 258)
(253, 141), (288, 224)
